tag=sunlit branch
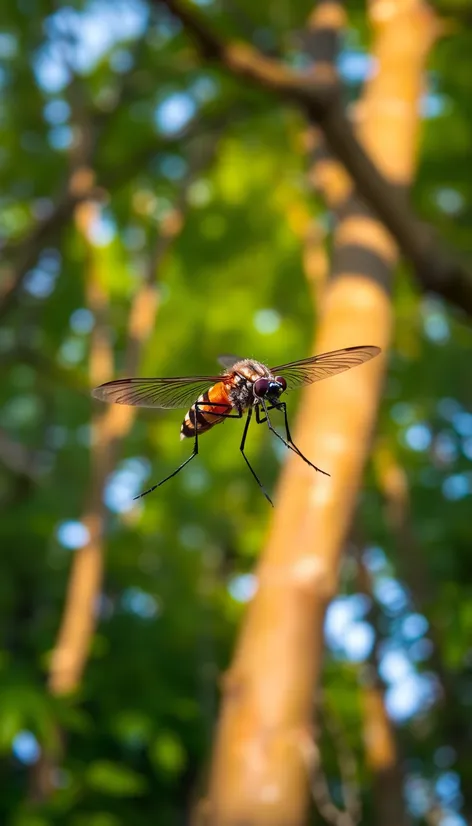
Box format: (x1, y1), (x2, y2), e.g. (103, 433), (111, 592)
(302, 0), (347, 303)
(48, 135), (220, 697)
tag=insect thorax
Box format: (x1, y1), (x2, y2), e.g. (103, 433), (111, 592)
(226, 359), (271, 410)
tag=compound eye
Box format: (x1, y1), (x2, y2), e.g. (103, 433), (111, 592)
(275, 376), (287, 392)
(253, 377), (270, 398)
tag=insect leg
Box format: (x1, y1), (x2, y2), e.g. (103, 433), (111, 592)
(134, 405), (244, 499)
(259, 401), (330, 477)
(135, 403), (208, 499)
(256, 401), (303, 461)
(134, 432), (199, 499)
(255, 403), (278, 425)
(277, 402), (329, 476)
(255, 403), (279, 427)
(240, 409), (273, 507)
(134, 401), (248, 501)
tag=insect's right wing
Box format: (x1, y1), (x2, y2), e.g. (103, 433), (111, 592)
(271, 345), (381, 391)
(92, 375), (224, 409)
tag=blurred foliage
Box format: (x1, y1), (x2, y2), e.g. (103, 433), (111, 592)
(0, 0), (472, 824)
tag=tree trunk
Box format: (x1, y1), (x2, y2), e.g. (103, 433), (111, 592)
(206, 1), (439, 824)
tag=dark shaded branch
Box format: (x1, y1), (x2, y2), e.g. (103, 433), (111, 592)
(301, 0), (345, 67)
(315, 105), (472, 314)
(161, 0), (339, 105)
(158, 0), (472, 319)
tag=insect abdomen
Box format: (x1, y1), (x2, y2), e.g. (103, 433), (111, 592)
(180, 383), (231, 440)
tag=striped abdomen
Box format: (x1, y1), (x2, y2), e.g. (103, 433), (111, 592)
(180, 382), (232, 440)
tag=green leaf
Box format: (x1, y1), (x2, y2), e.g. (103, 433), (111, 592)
(0, 702), (23, 752)
(85, 761), (147, 797)
(11, 816), (49, 826)
(71, 814), (122, 826)
(149, 731), (187, 776)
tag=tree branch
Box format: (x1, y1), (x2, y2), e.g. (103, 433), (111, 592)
(48, 135), (220, 697)
(161, 0), (339, 105)
(159, 0), (472, 319)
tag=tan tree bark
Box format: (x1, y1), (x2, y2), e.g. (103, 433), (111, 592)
(304, 7), (411, 822)
(47, 142), (218, 701)
(206, 2), (439, 824)
(47, 138), (218, 699)
(48, 196), (166, 696)
(28, 124), (219, 808)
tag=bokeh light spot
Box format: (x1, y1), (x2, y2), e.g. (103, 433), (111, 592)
(57, 520), (90, 550)
(155, 93), (196, 135)
(12, 731), (40, 765)
(253, 309), (281, 335)
(228, 574), (257, 603)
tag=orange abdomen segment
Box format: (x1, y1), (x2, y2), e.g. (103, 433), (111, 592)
(180, 382), (232, 439)
(206, 382), (232, 412)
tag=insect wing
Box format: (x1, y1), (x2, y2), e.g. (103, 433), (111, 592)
(271, 345), (381, 390)
(92, 375), (223, 409)
(217, 354), (242, 370)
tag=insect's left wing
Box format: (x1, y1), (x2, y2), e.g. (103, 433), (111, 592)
(92, 375), (223, 409)
(217, 354), (242, 370)
(271, 345), (381, 391)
